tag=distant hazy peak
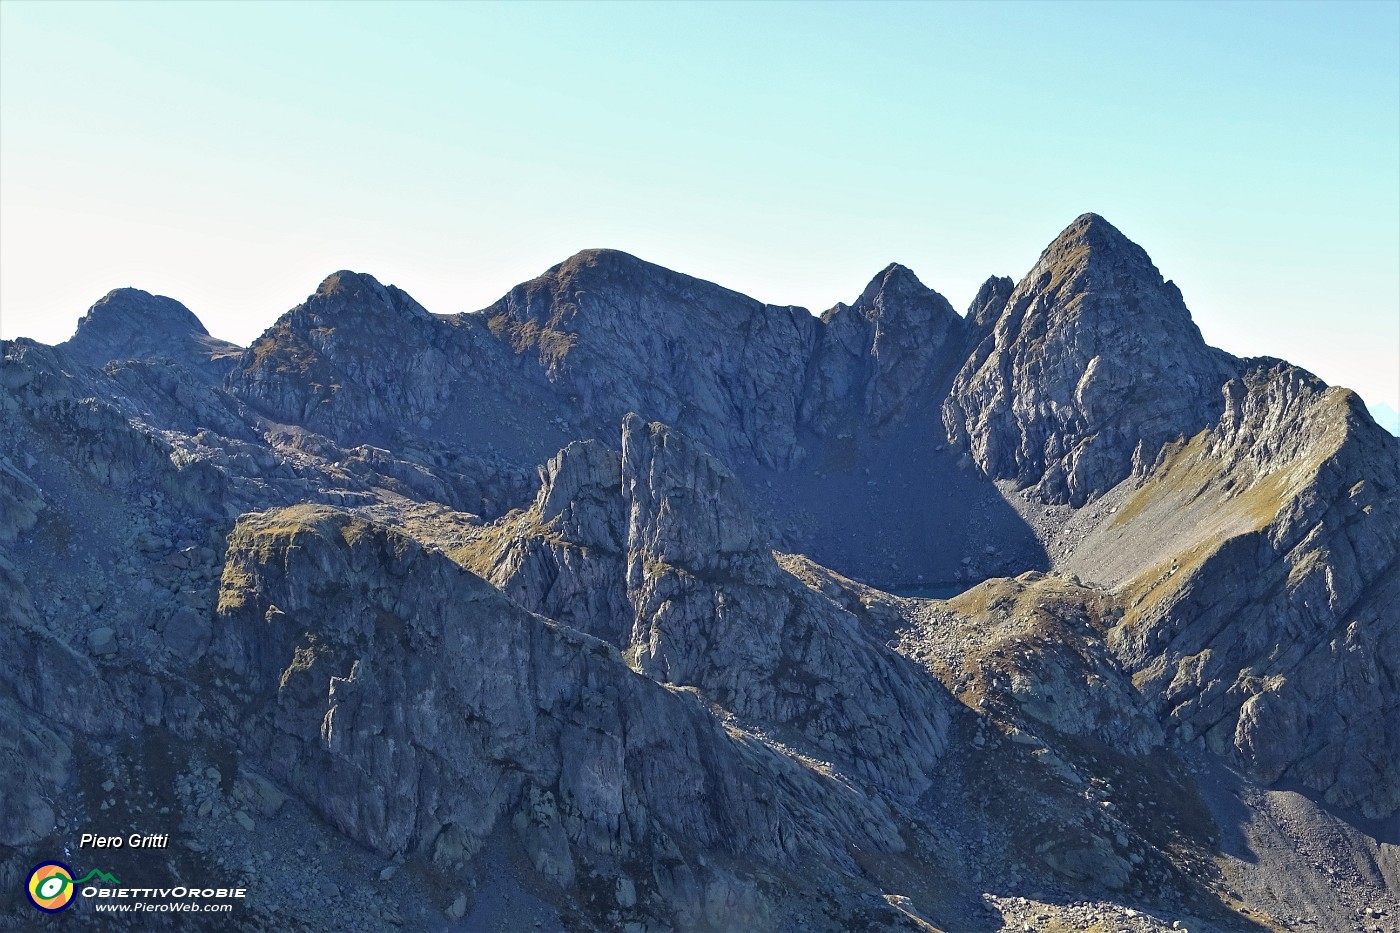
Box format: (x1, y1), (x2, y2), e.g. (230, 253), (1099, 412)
(297, 270), (434, 326)
(72, 287), (209, 339)
(60, 287), (233, 369)
(1368, 400), (1400, 437)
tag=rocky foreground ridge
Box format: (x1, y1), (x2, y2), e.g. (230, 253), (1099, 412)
(1, 214), (1397, 932)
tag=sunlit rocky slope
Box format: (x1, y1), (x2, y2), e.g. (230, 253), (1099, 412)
(2, 215), (1396, 932)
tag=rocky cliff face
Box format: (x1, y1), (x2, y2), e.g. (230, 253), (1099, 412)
(211, 505), (928, 930)
(476, 249), (820, 469)
(803, 263), (965, 431)
(3, 214), (1397, 931)
(464, 415), (953, 800)
(944, 214), (1239, 506)
(1070, 362), (1400, 818)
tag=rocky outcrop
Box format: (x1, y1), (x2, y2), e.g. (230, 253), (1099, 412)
(966, 275), (1015, 332)
(1073, 362), (1400, 817)
(1, 340), (228, 520)
(944, 214), (1238, 506)
(898, 573), (1166, 756)
(210, 505), (917, 929)
(465, 415), (954, 799)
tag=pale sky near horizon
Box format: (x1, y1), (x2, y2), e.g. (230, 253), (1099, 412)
(2, 1), (1397, 410)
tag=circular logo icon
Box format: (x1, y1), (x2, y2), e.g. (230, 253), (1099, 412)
(27, 862), (75, 912)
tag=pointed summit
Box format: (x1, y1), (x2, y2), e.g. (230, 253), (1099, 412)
(966, 275), (1014, 330)
(853, 262), (928, 309)
(1043, 212), (1141, 253)
(61, 288), (236, 369)
(944, 214), (1238, 505)
(1052, 211), (1132, 245)
(807, 262), (964, 429)
(1027, 212), (1165, 299)
(821, 263), (940, 324)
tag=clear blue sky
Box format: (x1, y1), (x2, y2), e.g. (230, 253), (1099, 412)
(2, 0), (1397, 409)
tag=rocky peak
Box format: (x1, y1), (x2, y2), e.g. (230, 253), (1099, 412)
(472, 416), (953, 798)
(805, 262), (964, 430)
(495, 248), (731, 337)
(851, 262), (927, 311)
(61, 287), (234, 369)
(467, 417), (768, 651)
(831, 262), (958, 327)
(489, 248), (777, 342)
(967, 275), (1015, 330)
(1011, 213), (1196, 336)
(944, 215), (1238, 505)
(1034, 213), (1156, 280)
(77, 286), (208, 335)
(238, 270), (438, 379)
(303, 270), (434, 325)
(232, 272), (456, 440)
(479, 250), (817, 470)
(551, 247), (663, 285)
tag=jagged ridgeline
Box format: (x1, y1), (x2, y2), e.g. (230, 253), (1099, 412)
(1, 214), (1396, 932)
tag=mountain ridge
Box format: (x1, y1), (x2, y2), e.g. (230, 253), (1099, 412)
(3, 214), (1397, 932)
